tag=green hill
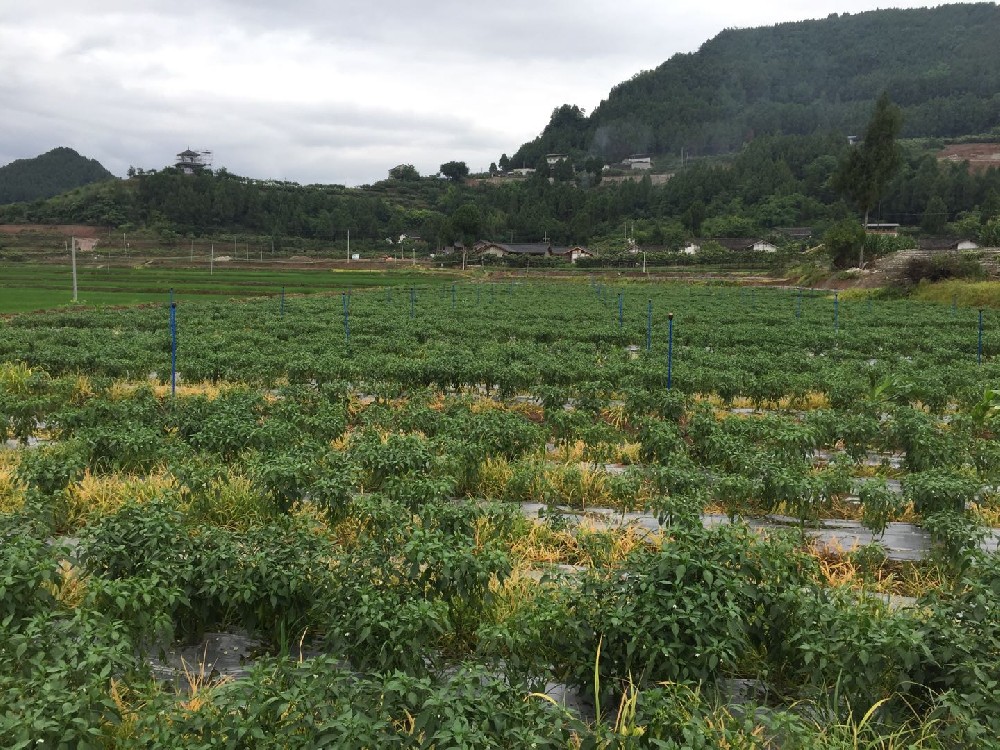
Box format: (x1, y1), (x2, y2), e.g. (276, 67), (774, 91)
(0, 147), (116, 204)
(513, 3), (1000, 166)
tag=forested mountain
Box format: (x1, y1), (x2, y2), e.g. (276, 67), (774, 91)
(0, 147), (116, 204)
(513, 3), (1000, 166)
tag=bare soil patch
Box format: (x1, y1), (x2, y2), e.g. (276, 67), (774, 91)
(0, 224), (107, 238)
(937, 143), (1000, 172)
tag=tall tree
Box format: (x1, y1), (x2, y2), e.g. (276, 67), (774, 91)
(439, 161), (470, 182)
(824, 219), (866, 269)
(451, 202), (481, 246)
(921, 195), (948, 234)
(388, 164), (420, 181)
(833, 92), (903, 265)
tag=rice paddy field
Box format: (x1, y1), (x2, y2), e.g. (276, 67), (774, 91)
(1, 278), (999, 748)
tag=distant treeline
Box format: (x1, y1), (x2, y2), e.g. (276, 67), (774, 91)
(3, 133), (999, 249)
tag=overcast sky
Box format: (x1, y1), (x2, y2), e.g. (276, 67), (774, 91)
(1, 1), (954, 186)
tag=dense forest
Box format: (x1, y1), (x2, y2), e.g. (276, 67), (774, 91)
(0, 147), (115, 204)
(512, 3), (1000, 167)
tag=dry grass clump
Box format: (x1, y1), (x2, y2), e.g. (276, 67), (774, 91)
(0, 362), (34, 393)
(42, 559), (89, 608)
(289, 499), (334, 538)
(806, 538), (943, 598)
(105, 379), (230, 401)
(509, 519), (653, 569)
(69, 374), (96, 404)
(477, 456), (515, 499)
(547, 464), (613, 508)
(149, 381), (228, 399)
(61, 469), (178, 530)
(506, 399), (545, 423)
(973, 495), (1000, 527)
(106, 374), (235, 401)
(183, 470), (277, 530)
(693, 390), (829, 412)
(0, 452), (26, 513)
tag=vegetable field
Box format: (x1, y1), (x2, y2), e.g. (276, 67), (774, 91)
(2, 279), (999, 748)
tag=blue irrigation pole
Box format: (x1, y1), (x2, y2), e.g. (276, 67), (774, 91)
(342, 292), (350, 345)
(280, 286), (285, 317)
(618, 293), (623, 328)
(646, 299), (652, 351)
(169, 302), (177, 398)
(979, 309), (984, 365)
(666, 313), (674, 390)
(410, 286), (415, 318)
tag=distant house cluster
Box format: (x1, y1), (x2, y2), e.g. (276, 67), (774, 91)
(607, 154), (652, 171)
(477, 242), (594, 263)
(439, 242), (596, 263)
(680, 238), (780, 254)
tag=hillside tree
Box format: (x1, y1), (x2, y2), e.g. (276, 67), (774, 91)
(440, 161), (470, 182)
(833, 92), (903, 265)
(389, 164), (420, 181)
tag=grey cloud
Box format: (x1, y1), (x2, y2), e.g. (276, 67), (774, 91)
(1, 0), (945, 185)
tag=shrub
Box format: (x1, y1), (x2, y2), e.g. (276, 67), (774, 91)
(901, 253), (985, 285)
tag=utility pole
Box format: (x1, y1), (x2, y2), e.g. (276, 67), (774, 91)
(69, 238), (78, 303)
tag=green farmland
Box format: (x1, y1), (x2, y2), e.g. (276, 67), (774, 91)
(1, 278), (999, 747)
(0, 263), (442, 313)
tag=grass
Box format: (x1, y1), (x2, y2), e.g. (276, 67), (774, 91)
(0, 262), (450, 313)
(909, 278), (1000, 309)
